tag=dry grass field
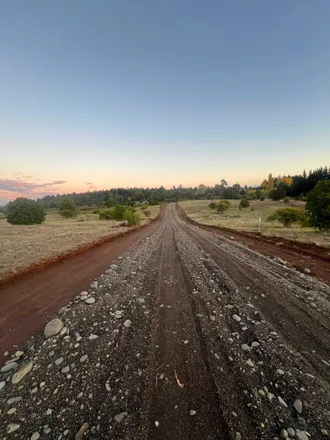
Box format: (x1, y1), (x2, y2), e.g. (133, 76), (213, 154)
(179, 199), (330, 247)
(0, 205), (160, 278)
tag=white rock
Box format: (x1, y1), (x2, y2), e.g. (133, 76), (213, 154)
(246, 359), (254, 367)
(12, 362), (33, 384)
(1, 362), (18, 373)
(241, 344), (250, 352)
(251, 341), (260, 348)
(44, 319), (64, 338)
(0, 381), (6, 391)
(233, 314), (241, 322)
(7, 424), (20, 433)
(80, 355), (88, 363)
(85, 297), (95, 305)
(190, 410), (196, 415)
(14, 351), (24, 358)
(293, 399), (303, 414)
(276, 368), (285, 375)
(278, 396), (288, 408)
(88, 334), (98, 340)
(123, 320), (132, 328)
(31, 432), (40, 440)
(114, 412), (127, 423)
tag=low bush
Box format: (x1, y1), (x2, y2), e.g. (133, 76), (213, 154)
(112, 204), (126, 221)
(283, 197), (289, 203)
(59, 198), (78, 218)
(124, 208), (141, 226)
(7, 198), (46, 225)
(239, 198), (250, 208)
(142, 209), (151, 218)
(99, 208), (114, 220)
(209, 202), (216, 209)
(260, 195), (265, 201)
(267, 208), (306, 227)
(216, 200), (231, 214)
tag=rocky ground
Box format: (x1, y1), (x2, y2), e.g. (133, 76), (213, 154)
(1, 204), (330, 439)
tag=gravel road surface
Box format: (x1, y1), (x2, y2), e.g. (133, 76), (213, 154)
(1, 204), (330, 439)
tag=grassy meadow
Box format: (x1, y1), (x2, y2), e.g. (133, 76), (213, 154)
(179, 199), (330, 247)
(0, 205), (160, 278)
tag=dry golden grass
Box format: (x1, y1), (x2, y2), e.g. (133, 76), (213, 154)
(179, 199), (330, 247)
(0, 205), (160, 278)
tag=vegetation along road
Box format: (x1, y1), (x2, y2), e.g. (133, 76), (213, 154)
(1, 204), (330, 439)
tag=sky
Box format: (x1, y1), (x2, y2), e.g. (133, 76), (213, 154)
(1, 0), (330, 204)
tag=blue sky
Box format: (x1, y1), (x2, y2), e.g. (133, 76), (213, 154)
(1, 0), (329, 203)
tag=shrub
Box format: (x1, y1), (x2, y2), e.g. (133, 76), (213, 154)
(267, 208), (306, 227)
(142, 209), (151, 217)
(59, 198), (78, 218)
(7, 198), (46, 225)
(216, 200), (231, 214)
(260, 195), (265, 201)
(306, 180), (330, 231)
(99, 208), (114, 220)
(123, 208), (141, 226)
(92, 209), (100, 214)
(283, 197), (289, 203)
(239, 198), (250, 208)
(112, 204), (126, 221)
(251, 206), (255, 211)
(209, 202), (216, 209)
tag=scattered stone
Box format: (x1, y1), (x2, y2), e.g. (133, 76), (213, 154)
(31, 432), (40, 440)
(251, 341), (260, 348)
(0, 381), (6, 391)
(88, 334), (98, 340)
(321, 429), (328, 436)
(61, 366), (70, 373)
(12, 362), (33, 384)
(7, 408), (17, 414)
(123, 320), (132, 328)
(114, 412), (128, 423)
(75, 423), (89, 440)
(246, 359), (254, 367)
(280, 429), (288, 439)
(287, 428), (296, 437)
(7, 423), (20, 434)
(7, 396), (22, 405)
(46, 408), (53, 415)
(267, 392), (275, 401)
(85, 297), (95, 305)
(44, 318), (64, 338)
(1, 362), (18, 373)
(55, 357), (64, 366)
(60, 327), (67, 336)
(233, 314), (241, 322)
(258, 389), (266, 397)
(276, 368), (285, 375)
(241, 344), (250, 352)
(190, 410), (196, 415)
(80, 355), (88, 363)
(293, 399), (303, 414)
(14, 351), (24, 358)
(296, 431), (309, 440)
(278, 396), (288, 408)
(303, 268), (311, 274)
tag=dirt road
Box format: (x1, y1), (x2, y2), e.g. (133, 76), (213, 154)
(1, 204), (330, 439)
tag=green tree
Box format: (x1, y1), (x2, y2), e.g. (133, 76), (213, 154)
(59, 198), (78, 218)
(306, 180), (330, 230)
(7, 198), (46, 225)
(267, 208), (306, 227)
(216, 200), (231, 213)
(239, 197), (250, 208)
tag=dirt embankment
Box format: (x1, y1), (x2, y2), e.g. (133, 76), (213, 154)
(1, 204), (330, 439)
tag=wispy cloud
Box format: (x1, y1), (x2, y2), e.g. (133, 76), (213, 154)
(0, 177), (67, 202)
